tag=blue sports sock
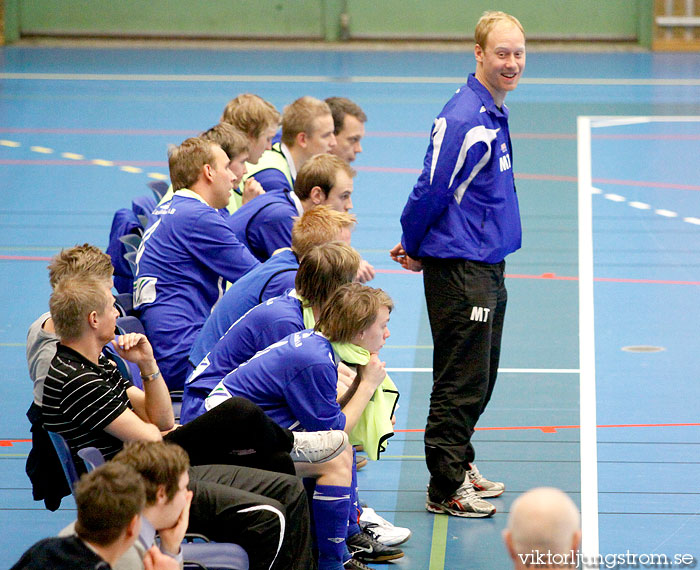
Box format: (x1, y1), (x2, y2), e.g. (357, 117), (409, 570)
(313, 484), (352, 570)
(347, 450), (361, 537)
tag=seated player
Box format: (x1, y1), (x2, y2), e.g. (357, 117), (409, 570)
(155, 122), (257, 214)
(325, 97), (367, 164)
(43, 272), (348, 570)
(134, 135), (260, 390)
(220, 93), (281, 212)
(11, 462), (146, 570)
(189, 205), (356, 369)
(227, 153), (354, 262)
(205, 283), (403, 568)
(26, 243), (132, 510)
(182, 241), (361, 424)
(243, 95), (336, 193)
(60, 441), (191, 570)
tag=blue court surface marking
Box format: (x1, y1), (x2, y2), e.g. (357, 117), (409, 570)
(2, 46), (700, 568)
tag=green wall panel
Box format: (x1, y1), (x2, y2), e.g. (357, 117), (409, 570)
(18, 0), (325, 38)
(346, 0), (641, 41)
(10, 0), (650, 44)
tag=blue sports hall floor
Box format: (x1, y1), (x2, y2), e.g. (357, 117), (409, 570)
(1, 43), (699, 569)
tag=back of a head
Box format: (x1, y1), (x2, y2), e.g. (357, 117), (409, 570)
(294, 153), (355, 201)
(281, 96), (332, 147)
(168, 137), (217, 191)
(325, 97), (367, 134)
(113, 441), (190, 506)
(506, 487), (580, 560)
(295, 241), (361, 307)
(291, 205), (356, 259)
(200, 123), (249, 161)
(74, 462), (145, 547)
(474, 10), (524, 49)
(48, 243), (113, 289)
(221, 93), (281, 139)
(315, 282), (393, 343)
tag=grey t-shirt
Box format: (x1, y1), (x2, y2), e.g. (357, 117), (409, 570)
(26, 312), (59, 405)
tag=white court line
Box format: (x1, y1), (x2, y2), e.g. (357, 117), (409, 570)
(387, 367), (580, 373)
(577, 116), (600, 564)
(2, 72), (700, 86)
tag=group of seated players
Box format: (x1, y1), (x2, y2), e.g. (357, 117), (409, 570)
(21, 94), (411, 570)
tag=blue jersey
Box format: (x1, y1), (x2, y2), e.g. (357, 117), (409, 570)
(189, 249), (298, 367)
(400, 74), (521, 263)
(252, 167), (292, 194)
(226, 189), (299, 262)
(133, 192), (259, 390)
(181, 291), (304, 423)
(207, 330), (345, 432)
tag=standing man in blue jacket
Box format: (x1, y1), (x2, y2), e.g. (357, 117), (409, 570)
(390, 10), (526, 518)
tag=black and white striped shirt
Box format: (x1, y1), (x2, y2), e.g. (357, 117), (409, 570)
(42, 344), (133, 467)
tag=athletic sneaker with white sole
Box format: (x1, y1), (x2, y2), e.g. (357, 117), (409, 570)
(425, 483), (496, 518)
(465, 463), (505, 498)
(359, 507), (412, 546)
(289, 430), (348, 463)
(343, 557), (371, 569)
(347, 528), (404, 562)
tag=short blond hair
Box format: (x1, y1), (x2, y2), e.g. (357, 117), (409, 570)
(281, 96), (332, 147)
(200, 123), (249, 160)
(48, 244), (113, 289)
(291, 205), (356, 259)
(475, 11), (524, 49)
(50, 275), (112, 340)
(294, 154), (355, 201)
(295, 242), (360, 308)
(221, 94), (281, 139)
(168, 137), (218, 192)
(315, 283), (393, 343)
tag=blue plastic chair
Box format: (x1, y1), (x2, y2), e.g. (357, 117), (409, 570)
(148, 180), (170, 202)
(47, 431), (81, 494)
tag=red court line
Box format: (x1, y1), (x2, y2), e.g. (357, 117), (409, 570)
(5, 129), (697, 141)
(0, 127), (196, 136)
(2, 256), (698, 286)
(2, 154), (696, 192)
(0, 255), (53, 261)
(374, 269), (700, 286)
(395, 422), (700, 434)
(592, 177), (700, 192)
(593, 134), (700, 141)
(0, 159), (167, 166)
(0, 439), (31, 447)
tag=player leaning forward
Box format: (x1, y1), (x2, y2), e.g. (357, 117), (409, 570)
(391, 11), (526, 517)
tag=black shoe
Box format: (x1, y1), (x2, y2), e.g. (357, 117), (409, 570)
(347, 528), (404, 562)
(344, 557), (371, 569)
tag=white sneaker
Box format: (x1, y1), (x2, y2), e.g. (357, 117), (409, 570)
(465, 463), (505, 498)
(290, 430), (348, 463)
(359, 507), (412, 546)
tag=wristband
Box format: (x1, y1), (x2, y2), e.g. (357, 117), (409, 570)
(140, 370), (161, 383)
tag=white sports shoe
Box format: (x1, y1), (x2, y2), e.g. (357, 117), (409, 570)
(359, 507), (412, 546)
(465, 463), (505, 498)
(290, 430), (348, 463)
